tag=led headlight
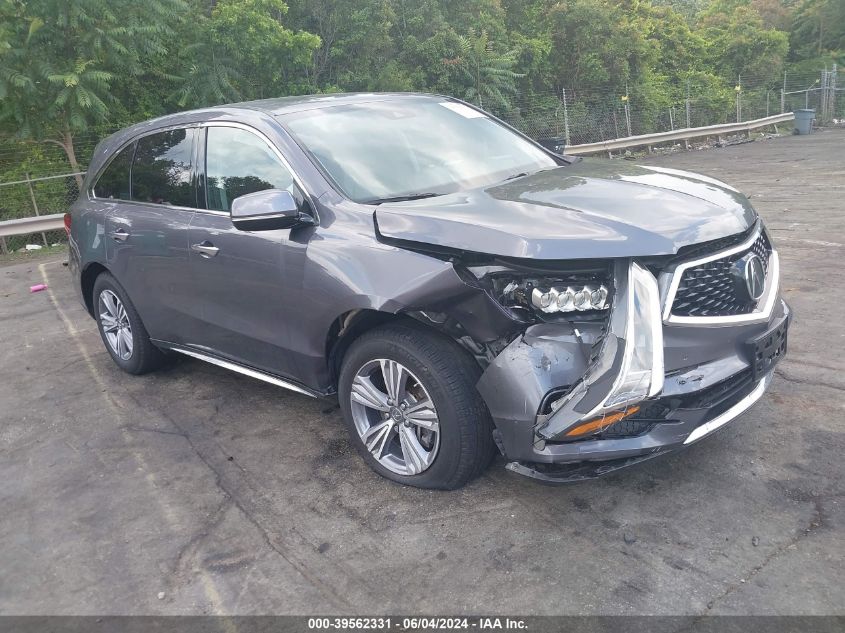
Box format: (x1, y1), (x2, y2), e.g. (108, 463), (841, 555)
(483, 265), (614, 319)
(531, 283), (610, 313)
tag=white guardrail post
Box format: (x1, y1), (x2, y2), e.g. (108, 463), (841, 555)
(0, 113), (796, 240)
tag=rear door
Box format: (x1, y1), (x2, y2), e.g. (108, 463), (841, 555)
(104, 127), (198, 344)
(184, 123), (305, 378)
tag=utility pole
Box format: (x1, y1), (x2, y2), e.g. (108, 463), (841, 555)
(685, 78), (691, 128)
(736, 75), (742, 122)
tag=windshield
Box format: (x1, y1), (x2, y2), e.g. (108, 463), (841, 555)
(279, 99), (558, 203)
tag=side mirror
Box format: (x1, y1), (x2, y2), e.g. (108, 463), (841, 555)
(230, 189), (314, 231)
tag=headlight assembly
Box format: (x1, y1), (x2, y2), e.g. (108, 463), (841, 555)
(530, 284), (609, 313)
(481, 265), (614, 319)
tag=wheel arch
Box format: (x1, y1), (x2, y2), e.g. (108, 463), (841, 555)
(81, 261), (110, 317)
(325, 309), (404, 387)
(324, 306), (499, 390)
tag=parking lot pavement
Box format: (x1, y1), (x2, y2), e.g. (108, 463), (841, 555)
(1, 130), (843, 616)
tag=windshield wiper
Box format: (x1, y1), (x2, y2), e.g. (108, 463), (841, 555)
(363, 193), (440, 205)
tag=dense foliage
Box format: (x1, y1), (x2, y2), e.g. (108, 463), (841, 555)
(0, 0), (842, 173)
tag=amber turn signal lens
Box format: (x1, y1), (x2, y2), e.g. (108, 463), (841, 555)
(564, 405), (641, 437)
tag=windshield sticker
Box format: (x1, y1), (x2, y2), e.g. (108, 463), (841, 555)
(439, 102), (487, 118)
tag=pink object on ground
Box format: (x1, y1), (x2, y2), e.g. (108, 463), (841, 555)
(29, 284), (48, 293)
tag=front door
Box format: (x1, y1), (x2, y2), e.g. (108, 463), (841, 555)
(185, 124), (305, 378)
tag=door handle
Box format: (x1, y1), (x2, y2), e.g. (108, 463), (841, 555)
(109, 228), (130, 242)
(191, 241), (219, 258)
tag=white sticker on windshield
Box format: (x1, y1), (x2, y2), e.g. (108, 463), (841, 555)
(439, 102), (487, 118)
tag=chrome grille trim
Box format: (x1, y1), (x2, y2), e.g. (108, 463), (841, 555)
(660, 222), (780, 327)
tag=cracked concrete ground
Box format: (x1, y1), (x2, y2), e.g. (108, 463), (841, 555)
(0, 129), (843, 616)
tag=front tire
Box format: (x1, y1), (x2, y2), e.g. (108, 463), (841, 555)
(92, 272), (165, 375)
(338, 322), (496, 490)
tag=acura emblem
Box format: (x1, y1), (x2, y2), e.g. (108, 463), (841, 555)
(743, 254), (766, 300)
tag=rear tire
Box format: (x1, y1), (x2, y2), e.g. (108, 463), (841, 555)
(338, 321), (496, 490)
(92, 272), (165, 375)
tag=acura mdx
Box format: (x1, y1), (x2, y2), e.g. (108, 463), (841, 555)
(67, 93), (790, 489)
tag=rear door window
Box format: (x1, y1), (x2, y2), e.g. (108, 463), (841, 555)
(131, 128), (196, 207)
(205, 126), (294, 212)
(93, 142), (134, 200)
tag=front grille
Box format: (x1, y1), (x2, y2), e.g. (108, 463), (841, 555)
(671, 231), (772, 317)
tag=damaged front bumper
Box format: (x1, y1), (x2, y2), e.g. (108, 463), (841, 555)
(476, 258), (790, 483)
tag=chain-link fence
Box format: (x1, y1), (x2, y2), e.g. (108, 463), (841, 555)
(1, 66), (841, 245)
(501, 68), (843, 148)
(0, 133), (99, 255)
(0, 173), (81, 254)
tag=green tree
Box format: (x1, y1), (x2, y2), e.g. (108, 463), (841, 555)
(447, 29), (524, 110)
(173, 0), (321, 107)
(790, 0), (845, 60)
(545, 0), (653, 90)
(0, 0), (186, 187)
(286, 0), (397, 91)
(700, 0), (790, 83)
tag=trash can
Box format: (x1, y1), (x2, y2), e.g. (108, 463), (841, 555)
(793, 109), (815, 135)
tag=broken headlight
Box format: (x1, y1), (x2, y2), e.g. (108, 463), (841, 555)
(484, 266), (613, 318)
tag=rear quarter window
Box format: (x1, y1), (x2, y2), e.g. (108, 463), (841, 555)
(93, 143), (134, 200)
(130, 128), (196, 207)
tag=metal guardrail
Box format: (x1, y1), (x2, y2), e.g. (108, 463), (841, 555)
(0, 112), (797, 239)
(0, 213), (65, 238)
(565, 112), (795, 155)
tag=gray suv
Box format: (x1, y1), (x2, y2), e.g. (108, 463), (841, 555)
(68, 93), (790, 489)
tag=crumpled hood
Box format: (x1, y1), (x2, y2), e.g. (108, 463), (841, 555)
(374, 159), (757, 259)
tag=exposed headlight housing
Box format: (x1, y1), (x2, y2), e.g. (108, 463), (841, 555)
(480, 265), (614, 319)
(530, 284), (609, 313)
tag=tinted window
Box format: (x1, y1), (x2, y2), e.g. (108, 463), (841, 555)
(131, 128), (195, 207)
(94, 143), (134, 200)
(205, 126), (294, 212)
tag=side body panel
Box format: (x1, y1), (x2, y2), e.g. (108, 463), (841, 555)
(185, 211), (301, 378)
(105, 204), (195, 343)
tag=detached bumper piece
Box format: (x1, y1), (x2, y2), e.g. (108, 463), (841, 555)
(534, 260), (665, 443)
(507, 371), (774, 483)
(506, 451), (670, 484)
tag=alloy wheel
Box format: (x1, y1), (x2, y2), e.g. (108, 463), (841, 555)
(98, 289), (133, 361)
(349, 359), (440, 476)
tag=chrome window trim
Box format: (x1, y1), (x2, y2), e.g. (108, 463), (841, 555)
(660, 222), (780, 327)
(200, 121), (319, 223)
(683, 374), (770, 445)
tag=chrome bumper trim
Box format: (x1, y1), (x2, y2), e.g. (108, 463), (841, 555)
(683, 374), (769, 445)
